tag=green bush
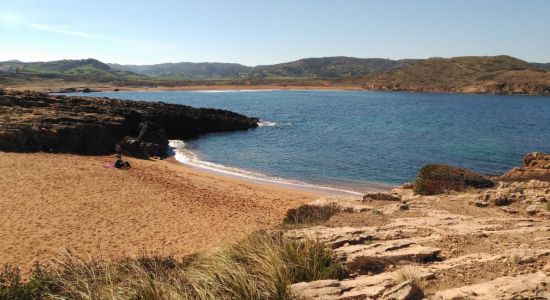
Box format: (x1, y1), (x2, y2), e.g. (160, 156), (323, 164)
(0, 265), (53, 300)
(414, 164), (495, 195)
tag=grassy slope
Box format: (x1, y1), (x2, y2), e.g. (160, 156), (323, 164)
(365, 55), (550, 93)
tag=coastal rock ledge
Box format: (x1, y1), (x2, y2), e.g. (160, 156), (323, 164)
(0, 90), (259, 158)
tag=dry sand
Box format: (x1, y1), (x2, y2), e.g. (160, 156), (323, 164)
(0, 152), (317, 272)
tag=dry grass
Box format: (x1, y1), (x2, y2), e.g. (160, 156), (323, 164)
(392, 265), (422, 283)
(0, 231), (343, 300)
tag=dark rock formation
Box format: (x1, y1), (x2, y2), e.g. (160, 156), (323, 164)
(414, 164), (495, 195)
(0, 91), (258, 158)
(497, 152), (550, 181)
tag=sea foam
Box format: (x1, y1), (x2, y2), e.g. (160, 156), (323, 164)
(168, 140), (362, 196)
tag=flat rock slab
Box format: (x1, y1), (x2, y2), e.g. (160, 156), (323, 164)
(430, 271), (550, 299)
(309, 197), (374, 212)
(284, 226), (417, 249)
(334, 238), (441, 271)
(291, 269), (432, 299)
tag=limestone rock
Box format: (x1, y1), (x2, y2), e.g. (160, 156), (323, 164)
(525, 204), (540, 215)
(335, 238), (441, 272)
(284, 226), (410, 249)
(498, 152), (550, 181)
(430, 271), (550, 299)
(381, 280), (423, 300)
(309, 197), (374, 212)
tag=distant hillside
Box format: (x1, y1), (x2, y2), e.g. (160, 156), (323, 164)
(109, 57), (417, 79)
(109, 62), (251, 78)
(365, 55), (550, 94)
(252, 57), (417, 78)
(1, 56), (549, 95)
(0, 59), (148, 83)
(531, 62), (550, 71)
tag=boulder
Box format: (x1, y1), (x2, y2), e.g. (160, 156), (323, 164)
(413, 164), (495, 195)
(115, 136), (163, 159)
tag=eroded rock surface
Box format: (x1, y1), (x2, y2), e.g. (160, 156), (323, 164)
(430, 271), (550, 300)
(287, 167), (550, 299)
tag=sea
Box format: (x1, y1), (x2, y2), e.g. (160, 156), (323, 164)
(69, 90), (550, 194)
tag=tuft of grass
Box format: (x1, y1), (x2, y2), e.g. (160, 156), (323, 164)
(392, 265), (422, 283)
(282, 204), (340, 226)
(546, 202), (550, 211)
(509, 253), (523, 264)
(413, 164), (495, 195)
(371, 209), (383, 215)
(0, 231), (343, 300)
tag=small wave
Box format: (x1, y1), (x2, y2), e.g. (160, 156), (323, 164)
(191, 89), (277, 93)
(258, 120), (292, 127)
(167, 140), (362, 196)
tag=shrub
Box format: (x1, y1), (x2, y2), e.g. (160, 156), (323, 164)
(414, 164), (495, 195)
(282, 204), (340, 226)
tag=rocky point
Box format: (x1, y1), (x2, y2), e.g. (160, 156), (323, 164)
(0, 90), (258, 158)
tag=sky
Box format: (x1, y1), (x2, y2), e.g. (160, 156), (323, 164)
(1, 0), (549, 66)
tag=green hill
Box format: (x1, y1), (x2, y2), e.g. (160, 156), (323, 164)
(1, 59), (148, 83)
(365, 55), (550, 94)
(108, 62), (251, 79)
(251, 57), (417, 79)
(108, 57), (417, 79)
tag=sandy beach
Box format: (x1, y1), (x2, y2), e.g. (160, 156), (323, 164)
(0, 152), (318, 272)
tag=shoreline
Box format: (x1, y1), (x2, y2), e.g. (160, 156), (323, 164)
(167, 140), (391, 196)
(4, 82), (549, 96)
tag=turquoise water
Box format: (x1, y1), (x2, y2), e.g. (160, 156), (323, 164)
(72, 90), (550, 192)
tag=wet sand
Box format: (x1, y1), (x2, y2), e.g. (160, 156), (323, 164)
(0, 152), (318, 272)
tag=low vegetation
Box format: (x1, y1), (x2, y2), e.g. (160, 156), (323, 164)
(282, 204), (340, 226)
(392, 265), (422, 284)
(0, 231), (343, 300)
(414, 164), (495, 195)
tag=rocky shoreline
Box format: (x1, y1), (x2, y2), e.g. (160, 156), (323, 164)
(0, 90), (258, 158)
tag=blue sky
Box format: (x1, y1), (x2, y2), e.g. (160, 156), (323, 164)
(1, 0), (549, 65)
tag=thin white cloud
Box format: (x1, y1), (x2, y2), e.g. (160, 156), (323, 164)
(26, 22), (94, 38)
(1, 13), (170, 52)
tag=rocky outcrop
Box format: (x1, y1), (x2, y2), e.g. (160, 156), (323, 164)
(498, 152), (550, 181)
(0, 91), (258, 158)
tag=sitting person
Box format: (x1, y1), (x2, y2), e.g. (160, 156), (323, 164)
(113, 154), (130, 169)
